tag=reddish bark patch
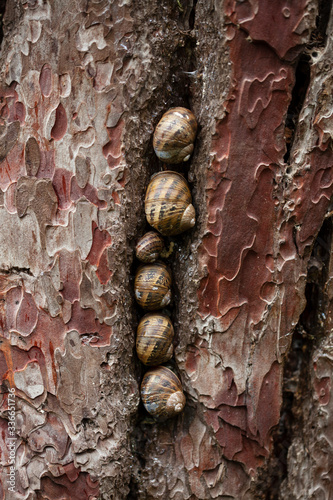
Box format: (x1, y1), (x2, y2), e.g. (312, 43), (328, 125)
(226, 0), (310, 59)
(68, 301), (113, 346)
(52, 168), (73, 210)
(38, 468), (99, 500)
(112, 190), (121, 205)
(96, 249), (111, 284)
(87, 223), (112, 267)
(196, 21), (301, 474)
(39, 64), (53, 97)
(292, 149), (333, 253)
(0, 84), (26, 125)
(103, 120), (124, 168)
(71, 176), (107, 208)
(51, 103), (68, 141)
(25, 137), (41, 177)
(28, 412), (68, 455)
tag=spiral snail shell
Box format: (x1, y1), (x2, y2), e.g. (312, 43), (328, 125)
(136, 313), (174, 365)
(135, 231), (165, 263)
(134, 262), (172, 310)
(153, 107), (197, 164)
(140, 365), (186, 419)
(145, 171), (195, 236)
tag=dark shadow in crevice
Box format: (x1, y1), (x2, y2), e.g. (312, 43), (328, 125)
(189, 0), (198, 30)
(256, 217), (333, 500)
(309, 0), (333, 49)
(283, 55), (310, 164)
(0, 0), (6, 48)
(284, 0), (333, 164)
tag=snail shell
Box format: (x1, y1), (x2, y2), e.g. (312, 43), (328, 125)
(140, 365), (186, 419)
(153, 107), (197, 164)
(136, 313), (174, 365)
(145, 171), (195, 236)
(134, 262), (172, 310)
(135, 231), (165, 263)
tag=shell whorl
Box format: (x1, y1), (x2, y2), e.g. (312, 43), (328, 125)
(180, 203), (196, 232)
(140, 366), (186, 419)
(166, 391), (186, 414)
(134, 262), (172, 310)
(136, 313), (174, 366)
(145, 171), (196, 236)
(153, 107), (197, 164)
(135, 231), (165, 263)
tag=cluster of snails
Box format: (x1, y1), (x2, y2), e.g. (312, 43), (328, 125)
(134, 107), (197, 421)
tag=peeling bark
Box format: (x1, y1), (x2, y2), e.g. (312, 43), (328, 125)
(0, 0), (332, 499)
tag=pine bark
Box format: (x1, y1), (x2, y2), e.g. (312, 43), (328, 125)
(0, 0), (332, 499)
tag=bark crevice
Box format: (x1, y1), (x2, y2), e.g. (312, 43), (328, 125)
(255, 215), (333, 499)
(0, 0), (6, 48)
(126, 3), (199, 497)
(283, 55), (310, 164)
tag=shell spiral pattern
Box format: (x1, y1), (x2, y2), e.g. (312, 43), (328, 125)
(153, 107), (197, 164)
(136, 313), (174, 366)
(145, 171), (195, 236)
(140, 366), (186, 419)
(135, 231), (165, 263)
(135, 107), (198, 420)
(134, 262), (172, 310)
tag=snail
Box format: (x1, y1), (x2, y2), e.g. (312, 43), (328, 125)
(140, 365), (186, 419)
(134, 262), (172, 310)
(153, 107), (197, 164)
(136, 313), (174, 365)
(135, 231), (165, 263)
(145, 171), (195, 236)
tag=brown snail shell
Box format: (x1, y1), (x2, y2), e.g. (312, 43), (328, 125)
(140, 365), (186, 419)
(145, 171), (195, 236)
(134, 262), (172, 310)
(135, 231), (165, 263)
(136, 313), (174, 365)
(153, 107), (197, 164)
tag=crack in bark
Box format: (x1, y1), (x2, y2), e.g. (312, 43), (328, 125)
(255, 216), (332, 499)
(127, 2), (199, 497)
(283, 55), (311, 164)
(189, 0), (197, 30)
(0, 0), (6, 48)
(0, 266), (32, 276)
(283, 0), (332, 165)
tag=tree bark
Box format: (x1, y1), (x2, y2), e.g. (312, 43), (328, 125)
(0, 0), (332, 499)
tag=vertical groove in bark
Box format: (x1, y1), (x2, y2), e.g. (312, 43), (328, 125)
(283, 57), (310, 164)
(279, 216), (333, 499)
(124, 2), (202, 497)
(0, 1), (6, 48)
(255, 216), (333, 499)
(255, 1), (333, 497)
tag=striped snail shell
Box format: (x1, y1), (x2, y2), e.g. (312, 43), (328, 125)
(153, 107), (197, 164)
(145, 171), (195, 236)
(134, 262), (172, 310)
(135, 231), (165, 263)
(136, 313), (174, 365)
(140, 366), (186, 419)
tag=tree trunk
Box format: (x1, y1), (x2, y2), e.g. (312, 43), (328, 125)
(0, 0), (332, 498)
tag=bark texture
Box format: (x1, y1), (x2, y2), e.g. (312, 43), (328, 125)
(0, 0), (332, 499)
